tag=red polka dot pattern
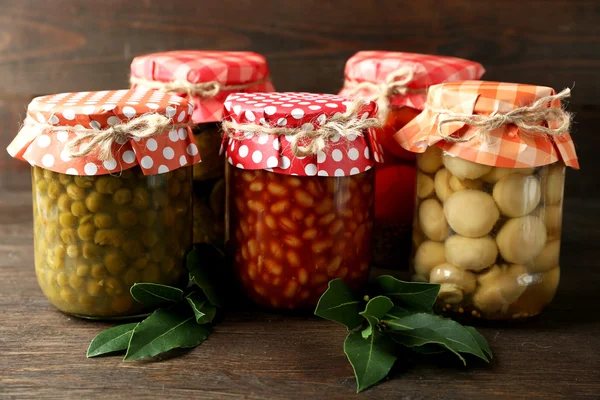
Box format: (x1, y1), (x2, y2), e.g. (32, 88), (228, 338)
(7, 88), (201, 176)
(130, 51), (275, 124)
(222, 92), (384, 177)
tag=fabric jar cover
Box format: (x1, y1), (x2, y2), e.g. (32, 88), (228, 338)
(338, 51), (485, 111)
(7, 88), (201, 176)
(222, 92), (384, 177)
(130, 51), (275, 124)
(395, 80), (579, 169)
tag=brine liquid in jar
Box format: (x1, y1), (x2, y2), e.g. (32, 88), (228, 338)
(412, 147), (565, 320)
(229, 167), (375, 309)
(32, 166), (193, 318)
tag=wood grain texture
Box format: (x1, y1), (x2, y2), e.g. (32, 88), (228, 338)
(0, 108), (599, 399)
(1, 1), (599, 398)
(0, 0), (598, 103)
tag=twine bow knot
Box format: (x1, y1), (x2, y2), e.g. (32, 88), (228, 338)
(430, 88), (572, 143)
(222, 100), (381, 157)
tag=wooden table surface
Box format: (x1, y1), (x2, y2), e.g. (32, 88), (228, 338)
(0, 107), (599, 400)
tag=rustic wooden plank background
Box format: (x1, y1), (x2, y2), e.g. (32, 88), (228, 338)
(0, 1), (599, 399)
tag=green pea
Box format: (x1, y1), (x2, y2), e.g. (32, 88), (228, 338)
(43, 169), (57, 181)
(85, 192), (104, 213)
(113, 188), (132, 205)
(132, 187), (149, 210)
(58, 174), (72, 186)
(150, 245), (165, 262)
(82, 242), (101, 259)
(132, 258), (148, 270)
(54, 244), (67, 259)
(162, 257), (176, 274)
(139, 210), (157, 228)
(120, 169), (135, 180)
(74, 176), (94, 188)
(93, 213), (113, 229)
(162, 208), (175, 226)
(142, 263), (161, 283)
(77, 223), (96, 241)
(66, 245), (80, 258)
(76, 263), (90, 277)
(56, 272), (69, 287)
(59, 212), (78, 228)
(94, 229), (125, 247)
(123, 269), (141, 286)
(44, 223), (59, 244)
(122, 239), (144, 258)
(66, 184), (86, 201)
(117, 209), (138, 228)
(152, 191), (169, 208)
(104, 251), (126, 275)
(47, 180), (62, 200)
(87, 279), (102, 296)
(173, 200), (188, 217)
(60, 229), (77, 245)
(140, 230), (159, 248)
(36, 179), (49, 193)
(95, 176), (122, 194)
(104, 277), (123, 296)
(71, 201), (89, 218)
(57, 193), (72, 212)
(90, 263), (106, 279)
(167, 179), (181, 198)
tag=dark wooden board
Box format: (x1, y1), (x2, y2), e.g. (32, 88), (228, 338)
(1, 1), (600, 398)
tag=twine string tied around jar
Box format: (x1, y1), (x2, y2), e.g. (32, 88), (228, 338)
(129, 75), (272, 99)
(31, 113), (192, 161)
(344, 66), (425, 121)
(428, 88), (572, 143)
(222, 99), (381, 157)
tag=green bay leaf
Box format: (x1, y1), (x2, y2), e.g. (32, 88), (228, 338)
(464, 326), (493, 359)
(130, 283), (184, 307)
(389, 327), (466, 364)
(374, 276), (440, 311)
(87, 323), (138, 358)
(384, 313), (490, 362)
(314, 279), (363, 330)
(344, 330), (397, 392)
(186, 291), (217, 324)
(359, 296), (394, 338)
(124, 306), (211, 361)
(187, 244), (224, 307)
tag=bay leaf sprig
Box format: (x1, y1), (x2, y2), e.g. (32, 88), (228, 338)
(87, 243), (223, 361)
(314, 276), (492, 392)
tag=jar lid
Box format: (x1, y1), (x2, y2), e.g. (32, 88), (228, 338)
(7, 88), (201, 176)
(339, 51), (485, 112)
(222, 92), (384, 177)
(395, 80), (579, 169)
(130, 51), (275, 124)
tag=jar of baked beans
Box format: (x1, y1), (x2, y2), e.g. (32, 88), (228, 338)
(396, 80), (579, 320)
(6, 88), (201, 318)
(339, 51), (485, 269)
(130, 51), (275, 246)
(222, 92), (383, 309)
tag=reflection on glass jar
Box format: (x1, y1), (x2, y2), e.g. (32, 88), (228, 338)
(228, 167), (375, 309)
(411, 147), (565, 320)
(32, 166), (193, 318)
(192, 123), (225, 246)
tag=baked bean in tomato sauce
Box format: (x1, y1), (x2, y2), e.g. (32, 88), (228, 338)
(228, 167), (374, 309)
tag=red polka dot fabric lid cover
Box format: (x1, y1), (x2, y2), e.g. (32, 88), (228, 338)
(339, 51), (485, 110)
(6, 88), (201, 176)
(130, 51), (275, 124)
(222, 92), (384, 177)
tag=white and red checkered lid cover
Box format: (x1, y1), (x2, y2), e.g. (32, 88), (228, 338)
(6, 88), (201, 176)
(395, 81), (579, 169)
(130, 50), (275, 124)
(339, 51), (485, 110)
(223, 92), (384, 177)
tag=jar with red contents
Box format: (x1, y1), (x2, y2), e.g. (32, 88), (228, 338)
(339, 51), (485, 269)
(130, 51), (275, 246)
(222, 92), (383, 309)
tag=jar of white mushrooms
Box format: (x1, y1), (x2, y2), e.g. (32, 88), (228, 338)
(395, 81), (579, 320)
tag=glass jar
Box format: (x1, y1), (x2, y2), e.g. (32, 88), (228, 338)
(191, 123), (225, 245)
(339, 51), (485, 269)
(412, 148), (564, 319)
(7, 88), (201, 318)
(32, 166), (192, 317)
(396, 80), (579, 320)
(130, 50), (275, 247)
(229, 167), (374, 309)
(222, 92), (382, 309)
